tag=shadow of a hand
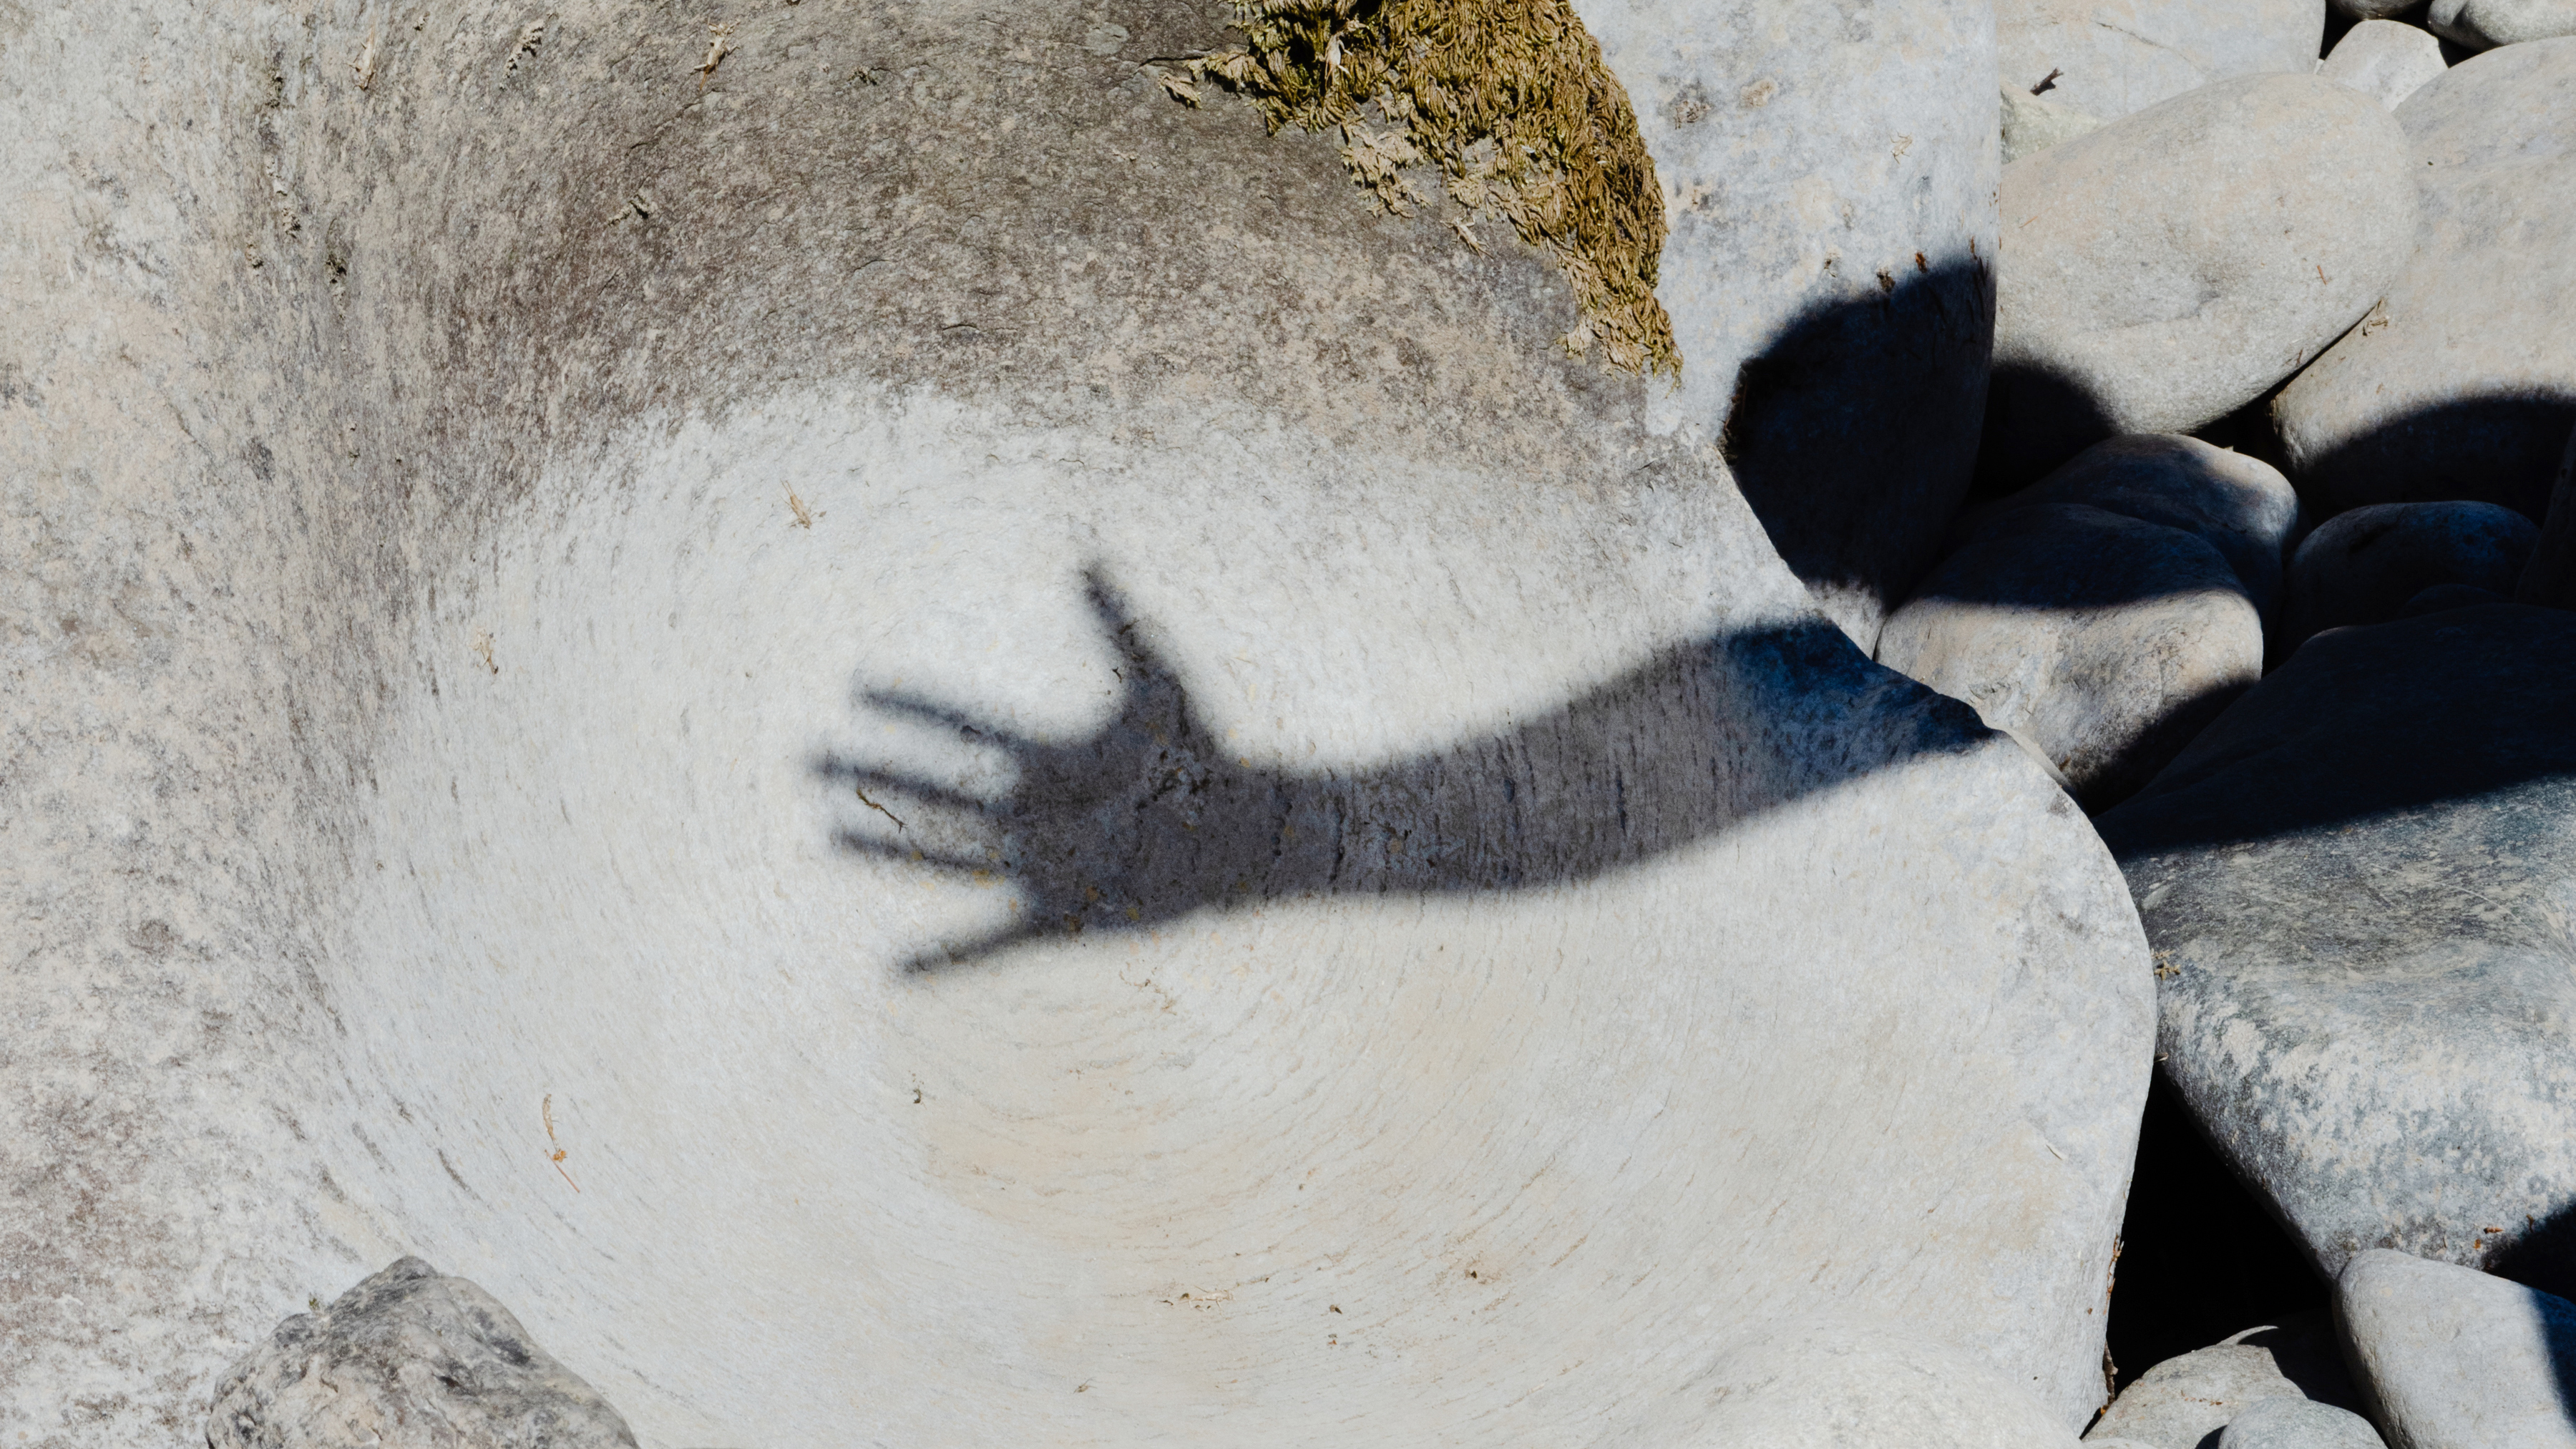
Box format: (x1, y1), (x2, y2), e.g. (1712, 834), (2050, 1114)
(814, 570), (1276, 969)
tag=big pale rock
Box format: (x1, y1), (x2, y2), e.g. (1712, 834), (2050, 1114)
(2338, 1249), (2576, 1448)
(0, 2), (2147, 1444)
(1585, 0), (2003, 650)
(1996, 0), (2323, 124)
(2085, 1315), (2366, 1449)
(2282, 500), (2540, 648)
(208, 1259), (638, 1449)
(2099, 606), (2576, 1304)
(2321, 20), (2451, 109)
(1986, 74), (2418, 487)
(2426, 0), (2576, 51)
(2275, 38), (2576, 519)
(2001, 85), (2108, 164)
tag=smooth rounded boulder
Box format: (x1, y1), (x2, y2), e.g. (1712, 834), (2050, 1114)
(1, 1), (2147, 1443)
(2099, 607), (2576, 1308)
(2085, 1316), (2368, 1448)
(2283, 500), (2540, 648)
(2338, 1250), (2576, 1449)
(2425, 0), (2576, 51)
(1877, 504), (2261, 810)
(2275, 38), (2576, 519)
(1986, 74), (2418, 488)
(1994, 0), (2321, 124)
(1968, 435), (2301, 618)
(2217, 1397), (2386, 1449)
(2322, 19), (2450, 109)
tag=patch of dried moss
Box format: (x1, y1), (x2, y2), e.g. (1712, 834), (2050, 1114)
(1185, 0), (1679, 376)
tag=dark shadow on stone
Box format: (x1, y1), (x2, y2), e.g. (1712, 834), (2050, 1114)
(2109, 1070), (2330, 1390)
(1969, 359), (2117, 502)
(1719, 257), (1995, 635)
(2293, 393), (2576, 525)
(815, 567), (1994, 971)
(2097, 603), (2576, 860)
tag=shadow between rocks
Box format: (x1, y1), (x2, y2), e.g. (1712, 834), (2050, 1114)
(2109, 1069), (2329, 1390)
(1720, 257), (1996, 633)
(814, 568), (1994, 971)
(2293, 392), (2576, 525)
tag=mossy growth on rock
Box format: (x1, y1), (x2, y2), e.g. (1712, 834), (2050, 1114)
(1187, 0), (1679, 376)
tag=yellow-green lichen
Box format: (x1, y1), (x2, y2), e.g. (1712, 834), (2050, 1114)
(1186, 0), (1679, 376)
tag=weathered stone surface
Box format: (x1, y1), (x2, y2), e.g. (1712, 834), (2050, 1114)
(2219, 1395), (2387, 1449)
(2322, 20), (2450, 109)
(1879, 505), (2262, 809)
(2002, 84), (2107, 164)
(1585, 0), (2003, 650)
(208, 1259), (638, 1449)
(2085, 1314), (2366, 1448)
(2282, 500), (2540, 648)
(2339, 1249), (2576, 1449)
(2426, 0), (2576, 52)
(2099, 606), (2576, 1302)
(2275, 38), (2576, 519)
(1, 2), (2145, 1445)
(2513, 424), (2576, 605)
(1974, 435), (2301, 618)
(1986, 75), (2417, 487)
(1996, 0), (2323, 124)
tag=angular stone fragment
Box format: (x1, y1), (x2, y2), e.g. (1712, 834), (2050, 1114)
(2099, 607), (2576, 1301)
(2275, 39), (2576, 519)
(1988, 75), (2417, 487)
(208, 1258), (638, 1449)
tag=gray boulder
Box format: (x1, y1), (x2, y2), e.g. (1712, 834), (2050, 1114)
(1970, 435), (2301, 618)
(2339, 1249), (2576, 1448)
(1878, 504), (2262, 809)
(2220, 1396), (2387, 1449)
(2282, 500), (2539, 648)
(208, 1259), (638, 1449)
(2099, 605), (2576, 1304)
(2513, 424), (2576, 606)
(1586, 0), (2004, 650)
(2322, 20), (2450, 109)
(1996, 0), (2323, 124)
(2085, 1314), (2366, 1448)
(1987, 74), (2418, 487)
(2336, 0), (2429, 17)
(2275, 38), (2576, 520)
(2426, 0), (2576, 51)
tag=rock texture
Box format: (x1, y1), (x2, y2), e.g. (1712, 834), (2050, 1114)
(208, 1259), (638, 1449)
(1879, 505), (2262, 810)
(1987, 74), (2418, 488)
(2099, 606), (2576, 1302)
(2283, 501), (2541, 648)
(2219, 1396), (2387, 1449)
(2276, 38), (2576, 520)
(1584, 0), (2004, 650)
(2426, 0), (2576, 51)
(2339, 1249), (2576, 1449)
(1996, 0), (2323, 124)
(2322, 20), (2450, 109)
(2085, 1315), (2366, 1448)
(1, 2), (2146, 1444)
